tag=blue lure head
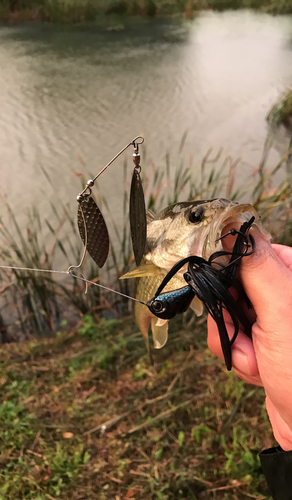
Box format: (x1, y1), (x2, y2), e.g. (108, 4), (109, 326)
(147, 285), (195, 320)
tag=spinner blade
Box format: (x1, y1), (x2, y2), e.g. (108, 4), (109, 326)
(129, 168), (147, 266)
(77, 195), (109, 268)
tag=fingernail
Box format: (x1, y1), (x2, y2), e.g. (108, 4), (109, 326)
(232, 348), (251, 375)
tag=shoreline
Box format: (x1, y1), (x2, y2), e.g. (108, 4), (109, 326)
(1, 1), (292, 25)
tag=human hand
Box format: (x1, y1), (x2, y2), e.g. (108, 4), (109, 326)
(207, 230), (292, 450)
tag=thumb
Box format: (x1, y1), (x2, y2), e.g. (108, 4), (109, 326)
(224, 227), (292, 332)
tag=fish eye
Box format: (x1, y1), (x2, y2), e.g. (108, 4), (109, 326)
(189, 206), (205, 224)
(151, 300), (164, 313)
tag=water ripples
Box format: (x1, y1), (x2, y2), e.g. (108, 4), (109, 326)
(0, 13), (292, 261)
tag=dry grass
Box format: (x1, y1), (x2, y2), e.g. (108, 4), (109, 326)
(0, 314), (273, 499)
(0, 133), (291, 498)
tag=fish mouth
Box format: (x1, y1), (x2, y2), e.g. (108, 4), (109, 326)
(200, 203), (270, 260)
(145, 199), (271, 276)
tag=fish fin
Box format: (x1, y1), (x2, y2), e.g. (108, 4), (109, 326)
(151, 317), (168, 349)
(120, 263), (162, 279)
(155, 318), (168, 327)
(190, 296), (204, 316)
(146, 209), (155, 223)
(135, 301), (151, 353)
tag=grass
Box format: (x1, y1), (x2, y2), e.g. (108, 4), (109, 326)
(0, 132), (291, 497)
(1, 0), (292, 24)
(267, 87), (292, 128)
(0, 192), (104, 340)
(1, 131), (292, 341)
(0, 314), (274, 499)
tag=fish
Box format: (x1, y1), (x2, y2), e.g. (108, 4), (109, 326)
(145, 217), (256, 371)
(121, 198), (270, 353)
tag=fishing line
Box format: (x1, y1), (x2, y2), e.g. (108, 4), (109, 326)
(0, 265), (68, 275)
(69, 271), (146, 305)
(0, 263), (146, 305)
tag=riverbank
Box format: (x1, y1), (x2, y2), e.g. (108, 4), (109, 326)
(0, 314), (273, 499)
(1, 0), (292, 24)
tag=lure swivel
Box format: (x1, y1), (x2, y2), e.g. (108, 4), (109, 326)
(130, 139), (147, 266)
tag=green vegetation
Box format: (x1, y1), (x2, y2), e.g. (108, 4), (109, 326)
(0, 315), (273, 499)
(267, 88), (292, 128)
(0, 133), (291, 497)
(1, 135), (292, 340)
(1, 0), (292, 24)
(0, 189), (104, 340)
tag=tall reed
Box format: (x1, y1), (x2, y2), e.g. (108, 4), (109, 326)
(0, 134), (292, 341)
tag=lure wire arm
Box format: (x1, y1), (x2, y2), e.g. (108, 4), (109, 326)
(73, 136), (145, 271)
(77, 136), (144, 200)
(67, 204), (88, 274)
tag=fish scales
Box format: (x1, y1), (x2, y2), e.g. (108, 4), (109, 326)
(121, 198), (270, 353)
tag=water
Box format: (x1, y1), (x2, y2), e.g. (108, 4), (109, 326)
(0, 11), (292, 264)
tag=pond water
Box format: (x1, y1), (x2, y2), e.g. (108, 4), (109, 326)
(0, 10), (292, 265)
